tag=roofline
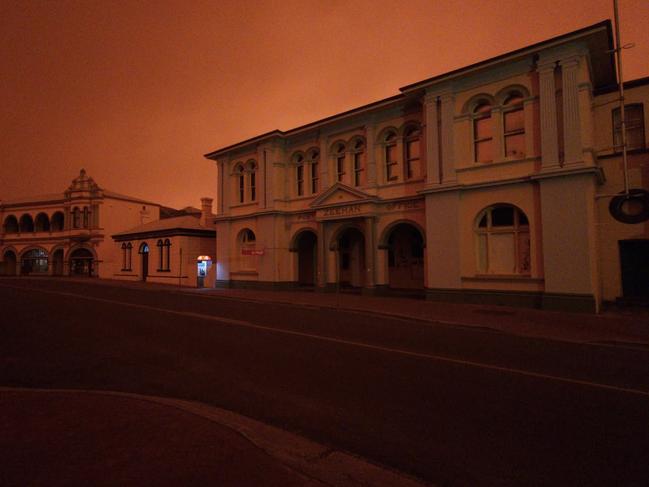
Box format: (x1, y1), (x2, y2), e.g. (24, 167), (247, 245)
(203, 93), (404, 159)
(203, 20), (614, 161)
(112, 228), (216, 241)
(594, 75), (649, 96)
(399, 20), (613, 92)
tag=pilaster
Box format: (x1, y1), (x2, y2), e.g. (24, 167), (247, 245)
(365, 120), (377, 187)
(560, 56), (583, 165)
(424, 92), (440, 185)
(538, 62), (560, 170)
(319, 136), (330, 191)
(364, 217), (376, 288)
(440, 91), (456, 183)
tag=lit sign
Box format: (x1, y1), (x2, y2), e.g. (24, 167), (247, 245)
(197, 255), (212, 261)
(241, 248), (264, 256)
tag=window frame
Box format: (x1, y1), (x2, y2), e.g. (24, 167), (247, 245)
(473, 102), (494, 163)
(384, 131), (398, 182)
(502, 94), (525, 159)
(403, 126), (421, 180)
(613, 103), (646, 152)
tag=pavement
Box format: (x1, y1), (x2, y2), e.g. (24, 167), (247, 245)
(3, 277), (649, 486)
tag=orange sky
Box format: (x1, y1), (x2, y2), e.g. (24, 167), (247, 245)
(2, 0), (648, 209)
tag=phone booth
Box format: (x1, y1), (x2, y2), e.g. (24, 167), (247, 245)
(196, 255), (211, 288)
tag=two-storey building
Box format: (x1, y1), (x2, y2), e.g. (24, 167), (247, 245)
(0, 169), (161, 277)
(204, 20), (647, 312)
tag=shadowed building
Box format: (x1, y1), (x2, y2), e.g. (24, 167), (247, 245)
(0, 169), (161, 277)
(204, 21), (648, 312)
(111, 198), (216, 287)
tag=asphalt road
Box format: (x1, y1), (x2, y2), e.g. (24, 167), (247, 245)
(1, 278), (648, 486)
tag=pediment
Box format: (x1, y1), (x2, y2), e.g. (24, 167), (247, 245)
(310, 183), (379, 208)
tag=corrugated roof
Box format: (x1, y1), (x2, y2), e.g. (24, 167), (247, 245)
(112, 214), (207, 236)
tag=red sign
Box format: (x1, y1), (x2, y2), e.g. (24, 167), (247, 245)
(241, 248), (264, 256)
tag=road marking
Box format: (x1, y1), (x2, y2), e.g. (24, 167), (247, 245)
(3, 282), (649, 398)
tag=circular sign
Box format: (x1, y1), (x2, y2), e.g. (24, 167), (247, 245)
(609, 189), (649, 224)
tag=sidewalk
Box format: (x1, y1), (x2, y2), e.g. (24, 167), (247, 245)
(0, 387), (427, 487)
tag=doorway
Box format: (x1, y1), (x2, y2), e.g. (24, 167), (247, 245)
(338, 227), (365, 288)
(296, 231), (317, 286)
(140, 243), (149, 281)
(69, 248), (94, 276)
(619, 240), (649, 298)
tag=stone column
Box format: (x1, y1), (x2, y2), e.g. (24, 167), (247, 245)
(365, 120), (377, 187)
(560, 56), (583, 165)
(317, 221), (326, 288)
(256, 146), (266, 208)
(364, 217), (375, 288)
(424, 92), (440, 185)
(220, 159), (231, 214)
(538, 62), (560, 170)
(440, 92), (456, 183)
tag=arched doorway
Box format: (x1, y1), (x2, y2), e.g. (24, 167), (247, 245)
(296, 231), (317, 286)
(21, 249), (48, 275)
(386, 223), (425, 289)
(139, 243), (149, 281)
(338, 227), (365, 288)
(3, 250), (17, 276)
(52, 249), (64, 276)
(69, 248), (93, 276)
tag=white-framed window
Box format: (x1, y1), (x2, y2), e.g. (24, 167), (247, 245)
(476, 205), (530, 275)
(473, 102), (493, 163)
(308, 149), (319, 194)
(335, 143), (346, 183)
(503, 94), (525, 158)
(235, 164), (245, 203)
(613, 104), (645, 151)
(246, 160), (257, 202)
(351, 138), (365, 187)
(295, 154), (305, 196)
(239, 228), (257, 271)
(403, 126), (421, 179)
(384, 131), (398, 181)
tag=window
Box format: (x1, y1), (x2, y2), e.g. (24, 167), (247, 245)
(82, 207), (89, 228)
(351, 139), (365, 187)
(384, 131), (398, 181)
(240, 228), (257, 270)
(473, 102), (493, 163)
(247, 161), (257, 201)
(235, 165), (245, 203)
(121, 242), (133, 271)
(309, 150), (319, 194)
(156, 239), (171, 271)
(72, 207), (81, 229)
(335, 143), (346, 182)
(476, 205), (530, 275)
(404, 126), (421, 179)
(613, 104), (645, 151)
(503, 94), (525, 158)
(3, 215), (19, 233)
(296, 154), (304, 196)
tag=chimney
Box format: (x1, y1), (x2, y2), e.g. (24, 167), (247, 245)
(200, 197), (213, 227)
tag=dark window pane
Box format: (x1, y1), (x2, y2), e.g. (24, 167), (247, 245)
(491, 206), (514, 226)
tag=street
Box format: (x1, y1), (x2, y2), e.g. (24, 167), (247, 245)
(1, 278), (648, 486)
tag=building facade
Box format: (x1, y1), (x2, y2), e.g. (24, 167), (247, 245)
(111, 198), (216, 287)
(204, 21), (648, 313)
(0, 170), (161, 278)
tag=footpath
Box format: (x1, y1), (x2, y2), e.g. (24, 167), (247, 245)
(3, 278), (649, 486)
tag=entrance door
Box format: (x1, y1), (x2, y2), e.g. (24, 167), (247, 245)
(619, 240), (649, 298)
(387, 223), (425, 289)
(140, 243), (149, 281)
(338, 228), (365, 288)
(3, 251), (17, 276)
(69, 248), (94, 276)
(297, 231), (317, 286)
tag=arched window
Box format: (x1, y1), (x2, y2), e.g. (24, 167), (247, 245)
(157, 239), (164, 270)
(163, 239), (171, 271)
(82, 206), (90, 228)
(295, 154), (305, 196)
(73, 207), (81, 229)
(239, 228), (257, 271)
(384, 131), (398, 181)
(3, 215), (19, 233)
(308, 149), (319, 194)
(246, 161), (257, 202)
(19, 214), (34, 233)
(335, 143), (346, 183)
(476, 205), (530, 275)
(121, 243), (128, 270)
(473, 102), (493, 163)
(503, 94), (525, 158)
(403, 126), (421, 179)
(351, 139), (365, 187)
(51, 212), (64, 232)
(34, 213), (50, 232)
(126, 243), (132, 270)
(235, 164), (245, 203)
